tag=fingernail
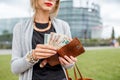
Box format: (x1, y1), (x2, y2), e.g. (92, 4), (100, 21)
(64, 55), (67, 58)
(70, 56), (73, 58)
(53, 51), (57, 54)
(59, 57), (62, 59)
(54, 47), (57, 50)
(40, 63), (44, 68)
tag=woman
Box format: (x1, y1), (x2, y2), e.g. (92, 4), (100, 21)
(11, 0), (77, 80)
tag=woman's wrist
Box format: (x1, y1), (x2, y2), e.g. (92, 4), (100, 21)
(26, 50), (39, 64)
(31, 50), (39, 61)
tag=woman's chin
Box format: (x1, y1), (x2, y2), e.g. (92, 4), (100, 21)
(43, 7), (52, 12)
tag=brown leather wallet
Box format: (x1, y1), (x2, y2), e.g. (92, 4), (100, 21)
(47, 37), (85, 66)
(47, 54), (60, 66)
(57, 37), (85, 57)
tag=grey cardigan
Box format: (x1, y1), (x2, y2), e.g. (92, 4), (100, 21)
(11, 18), (72, 80)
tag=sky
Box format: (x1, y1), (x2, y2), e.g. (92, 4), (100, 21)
(0, 0), (30, 18)
(97, 0), (120, 38)
(0, 0), (120, 38)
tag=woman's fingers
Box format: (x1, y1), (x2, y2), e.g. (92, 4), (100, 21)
(33, 44), (57, 59)
(35, 48), (56, 54)
(70, 56), (77, 62)
(40, 59), (48, 68)
(64, 55), (74, 64)
(59, 57), (69, 65)
(37, 44), (57, 50)
(59, 55), (77, 66)
(35, 52), (56, 59)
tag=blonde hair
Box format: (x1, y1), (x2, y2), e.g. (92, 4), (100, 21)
(30, 0), (60, 18)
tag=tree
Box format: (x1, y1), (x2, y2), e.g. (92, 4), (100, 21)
(0, 30), (12, 49)
(2, 30), (9, 35)
(0, 29), (12, 41)
(117, 36), (120, 44)
(111, 27), (115, 39)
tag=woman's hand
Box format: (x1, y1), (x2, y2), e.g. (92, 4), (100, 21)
(59, 55), (77, 68)
(32, 44), (57, 60)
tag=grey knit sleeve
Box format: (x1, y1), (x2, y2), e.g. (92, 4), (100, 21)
(11, 22), (34, 74)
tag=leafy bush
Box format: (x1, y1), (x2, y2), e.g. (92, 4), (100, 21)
(80, 38), (111, 47)
(0, 33), (12, 49)
(117, 36), (120, 44)
(0, 41), (12, 49)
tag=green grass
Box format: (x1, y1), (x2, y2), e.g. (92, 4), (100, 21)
(0, 48), (120, 80)
(0, 55), (18, 80)
(68, 48), (120, 80)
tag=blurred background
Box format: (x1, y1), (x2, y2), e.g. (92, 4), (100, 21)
(0, 0), (120, 80)
(0, 0), (120, 48)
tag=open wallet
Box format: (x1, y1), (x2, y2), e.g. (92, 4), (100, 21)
(57, 37), (85, 57)
(47, 37), (85, 66)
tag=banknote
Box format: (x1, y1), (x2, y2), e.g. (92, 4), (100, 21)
(44, 32), (71, 49)
(44, 34), (50, 44)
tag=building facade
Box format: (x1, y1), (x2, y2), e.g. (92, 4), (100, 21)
(0, 0), (102, 39)
(0, 18), (27, 35)
(57, 0), (103, 39)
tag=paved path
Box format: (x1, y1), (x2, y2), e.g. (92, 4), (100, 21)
(0, 46), (120, 55)
(0, 49), (12, 55)
(85, 46), (120, 50)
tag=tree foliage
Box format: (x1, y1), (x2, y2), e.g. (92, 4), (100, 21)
(111, 27), (115, 39)
(0, 30), (12, 49)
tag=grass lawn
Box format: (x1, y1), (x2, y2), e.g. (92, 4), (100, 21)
(68, 48), (120, 80)
(0, 55), (18, 80)
(0, 48), (120, 80)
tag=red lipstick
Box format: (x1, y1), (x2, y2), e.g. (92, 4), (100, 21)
(45, 2), (53, 7)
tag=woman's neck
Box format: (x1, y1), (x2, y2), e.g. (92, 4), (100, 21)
(34, 10), (50, 23)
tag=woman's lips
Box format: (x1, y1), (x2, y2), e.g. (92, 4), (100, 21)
(45, 2), (53, 7)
